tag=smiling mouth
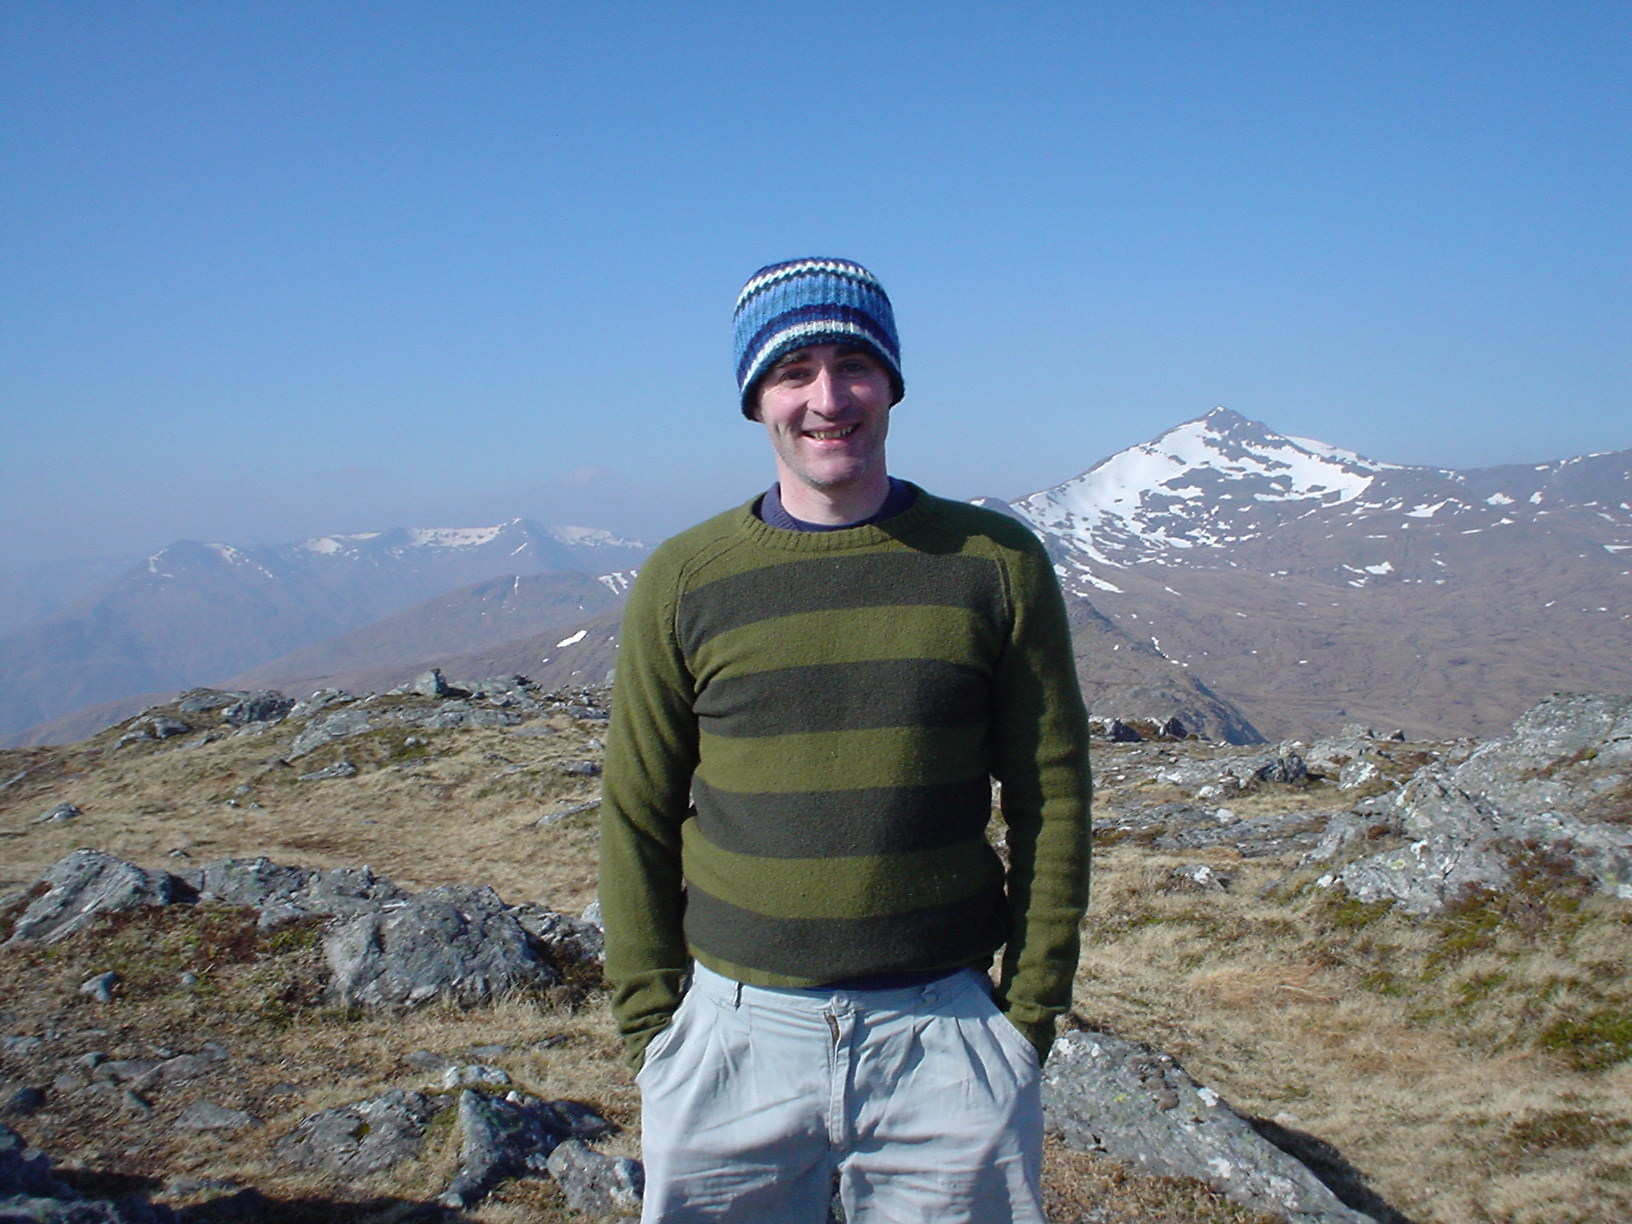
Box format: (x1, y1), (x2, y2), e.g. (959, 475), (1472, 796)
(805, 425), (858, 441)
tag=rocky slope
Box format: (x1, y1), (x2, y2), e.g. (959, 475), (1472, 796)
(2, 683), (1628, 1221)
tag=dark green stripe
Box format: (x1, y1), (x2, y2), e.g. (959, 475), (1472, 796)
(685, 887), (1009, 982)
(693, 658), (989, 738)
(692, 776), (992, 857)
(697, 724), (989, 793)
(678, 553), (1004, 657)
(683, 836), (1002, 919)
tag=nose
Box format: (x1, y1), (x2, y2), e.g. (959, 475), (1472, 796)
(808, 366), (851, 415)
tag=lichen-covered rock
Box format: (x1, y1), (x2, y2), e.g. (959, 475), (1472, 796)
(324, 885), (558, 1008)
(545, 1139), (644, 1217)
(221, 691), (293, 726)
(1043, 1031), (1374, 1224)
(5, 851), (180, 945)
(437, 1090), (560, 1208)
(288, 708), (376, 757)
(274, 1090), (448, 1176)
(184, 858), (406, 928)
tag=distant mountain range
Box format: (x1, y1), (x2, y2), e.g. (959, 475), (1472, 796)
(5, 409), (1629, 746)
(0, 521), (645, 742)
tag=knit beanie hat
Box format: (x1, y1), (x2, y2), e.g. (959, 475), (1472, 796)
(732, 257), (903, 418)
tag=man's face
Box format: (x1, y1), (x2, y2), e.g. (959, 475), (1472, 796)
(751, 343), (893, 503)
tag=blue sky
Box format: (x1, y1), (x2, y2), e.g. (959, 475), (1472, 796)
(3, 1), (1628, 571)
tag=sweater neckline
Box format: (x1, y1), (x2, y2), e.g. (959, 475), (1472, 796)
(737, 482), (937, 551)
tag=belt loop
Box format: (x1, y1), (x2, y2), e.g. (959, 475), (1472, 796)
(733, 979), (743, 1009)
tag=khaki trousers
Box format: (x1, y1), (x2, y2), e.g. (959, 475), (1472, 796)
(636, 962), (1046, 1224)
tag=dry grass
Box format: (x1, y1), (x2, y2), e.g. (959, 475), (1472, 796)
(4, 716), (1631, 1221)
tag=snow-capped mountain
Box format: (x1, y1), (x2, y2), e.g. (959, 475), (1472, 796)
(1003, 407), (1632, 598)
(992, 408), (1632, 741)
(1012, 408), (1397, 570)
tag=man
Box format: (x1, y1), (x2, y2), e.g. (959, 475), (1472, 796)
(600, 257), (1091, 1223)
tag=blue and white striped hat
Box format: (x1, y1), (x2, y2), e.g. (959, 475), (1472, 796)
(732, 257), (903, 417)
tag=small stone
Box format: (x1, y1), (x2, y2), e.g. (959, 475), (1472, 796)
(175, 1101), (262, 1132)
(123, 1089), (153, 1116)
(1, 1086), (46, 1116)
(1, 1035), (43, 1056)
(297, 760), (358, 782)
(33, 802), (82, 824)
(442, 1063), (511, 1089)
(79, 972), (119, 1003)
(179, 971), (200, 988)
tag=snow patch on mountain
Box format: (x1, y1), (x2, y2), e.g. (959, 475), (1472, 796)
(553, 525), (644, 549)
(1011, 407), (1396, 566)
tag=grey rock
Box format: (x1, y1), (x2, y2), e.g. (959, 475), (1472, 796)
(1, 1037), (43, 1057)
(1170, 864), (1232, 892)
(32, 804), (81, 825)
(1155, 809), (1331, 858)
(1103, 719), (1144, 743)
(545, 1139), (644, 1217)
(1504, 809), (1632, 900)
(78, 972), (118, 1003)
(6, 851), (179, 945)
(288, 708), (376, 757)
(324, 885), (558, 1008)
(513, 903), (606, 967)
(184, 857), (406, 928)
(146, 716), (192, 740)
(1336, 759), (1383, 791)
(275, 1089), (448, 1175)
(0, 1123), (59, 1197)
(441, 1064), (511, 1089)
(437, 1090), (561, 1208)
(287, 688), (353, 720)
(121, 1090), (152, 1117)
(409, 668), (458, 698)
(221, 691), (293, 726)
(175, 689), (243, 715)
(94, 1059), (161, 1085)
(296, 760), (358, 782)
(1, 1087), (45, 1117)
(174, 1102), (260, 1132)
(1044, 1031), (1374, 1224)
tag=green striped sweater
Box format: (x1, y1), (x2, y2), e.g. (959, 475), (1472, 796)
(599, 487), (1091, 1068)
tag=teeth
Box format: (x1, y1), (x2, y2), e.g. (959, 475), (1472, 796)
(807, 425), (857, 440)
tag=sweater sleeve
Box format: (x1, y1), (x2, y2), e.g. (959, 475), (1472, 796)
(987, 534), (1092, 1062)
(598, 550), (700, 1072)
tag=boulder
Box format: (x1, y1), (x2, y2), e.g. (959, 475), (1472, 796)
(288, 708), (376, 758)
(437, 1089), (562, 1208)
(184, 857), (406, 928)
(1044, 1031), (1375, 1224)
(221, 691), (293, 726)
(513, 903), (607, 968)
(324, 885), (558, 1008)
(5, 850), (181, 945)
(546, 1139), (644, 1217)
(274, 1090), (448, 1176)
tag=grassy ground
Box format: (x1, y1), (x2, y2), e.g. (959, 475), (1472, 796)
(3, 706), (1629, 1222)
